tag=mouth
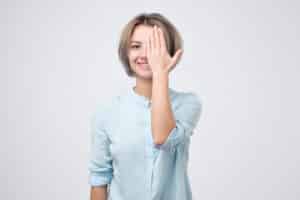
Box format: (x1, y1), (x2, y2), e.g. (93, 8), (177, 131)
(136, 60), (148, 64)
(137, 62), (148, 65)
(136, 61), (150, 70)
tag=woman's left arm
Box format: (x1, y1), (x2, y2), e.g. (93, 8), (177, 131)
(151, 71), (175, 145)
(147, 25), (183, 145)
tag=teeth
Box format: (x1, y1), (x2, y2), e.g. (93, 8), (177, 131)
(137, 60), (147, 64)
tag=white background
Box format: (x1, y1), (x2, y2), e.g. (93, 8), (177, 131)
(1, 0), (299, 199)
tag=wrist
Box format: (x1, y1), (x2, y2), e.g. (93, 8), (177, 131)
(151, 69), (169, 78)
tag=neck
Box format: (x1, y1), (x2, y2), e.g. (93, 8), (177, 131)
(133, 77), (152, 100)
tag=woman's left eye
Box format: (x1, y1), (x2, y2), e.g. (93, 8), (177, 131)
(131, 45), (140, 49)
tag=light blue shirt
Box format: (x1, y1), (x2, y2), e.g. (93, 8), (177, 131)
(88, 86), (202, 200)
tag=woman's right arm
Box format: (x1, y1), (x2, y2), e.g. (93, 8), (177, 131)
(89, 104), (113, 199)
(90, 185), (108, 200)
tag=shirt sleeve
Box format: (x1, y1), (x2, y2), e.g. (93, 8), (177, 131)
(88, 105), (113, 187)
(154, 92), (202, 152)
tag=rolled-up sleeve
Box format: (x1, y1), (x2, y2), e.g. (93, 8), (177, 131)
(154, 92), (202, 151)
(88, 106), (113, 187)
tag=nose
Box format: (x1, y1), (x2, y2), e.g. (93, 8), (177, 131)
(136, 47), (147, 63)
(139, 45), (147, 57)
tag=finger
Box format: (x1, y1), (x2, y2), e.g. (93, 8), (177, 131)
(151, 25), (156, 50)
(154, 25), (160, 50)
(145, 41), (149, 60)
(144, 41), (147, 57)
(148, 33), (152, 54)
(158, 27), (167, 53)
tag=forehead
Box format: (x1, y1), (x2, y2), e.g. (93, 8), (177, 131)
(130, 25), (153, 42)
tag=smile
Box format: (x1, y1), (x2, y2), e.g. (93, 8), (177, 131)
(136, 62), (150, 70)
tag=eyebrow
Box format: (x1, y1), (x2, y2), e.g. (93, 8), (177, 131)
(130, 41), (142, 44)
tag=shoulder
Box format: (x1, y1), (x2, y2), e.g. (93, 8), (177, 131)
(171, 89), (203, 127)
(91, 95), (121, 125)
(95, 95), (121, 112)
(171, 88), (202, 108)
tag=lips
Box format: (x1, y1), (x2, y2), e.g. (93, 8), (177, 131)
(136, 58), (148, 64)
(137, 61), (148, 64)
(137, 63), (149, 67)
(136, 62), (150, 70)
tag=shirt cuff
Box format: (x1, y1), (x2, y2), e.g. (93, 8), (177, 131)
(153, 122), (185, 152)
(89, 172), (112, 186)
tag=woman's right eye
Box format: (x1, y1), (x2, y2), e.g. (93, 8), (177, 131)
(131, 45), (140, 49)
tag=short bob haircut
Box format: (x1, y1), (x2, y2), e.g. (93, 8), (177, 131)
(118, 12), (184, 77)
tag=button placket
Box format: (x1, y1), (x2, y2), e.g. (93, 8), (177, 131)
(145, 108), (156, 157)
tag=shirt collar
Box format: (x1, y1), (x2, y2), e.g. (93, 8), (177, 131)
(128, 86), (176, 107)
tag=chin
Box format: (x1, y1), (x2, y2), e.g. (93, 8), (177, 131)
(131, 65), (153, 79)
(135, 70), (153, 80)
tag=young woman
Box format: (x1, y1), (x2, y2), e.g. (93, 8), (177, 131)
(89, 12), (202, 200)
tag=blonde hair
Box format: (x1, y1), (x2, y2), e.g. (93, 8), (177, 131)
(118, 12), (184, 77)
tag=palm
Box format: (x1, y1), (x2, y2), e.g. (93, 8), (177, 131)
(146, 25), (183, 73)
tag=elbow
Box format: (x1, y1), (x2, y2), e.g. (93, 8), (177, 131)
(153, 125), (176, 145)
(153, 138), (165, 145)
(153, 131), (168, 145)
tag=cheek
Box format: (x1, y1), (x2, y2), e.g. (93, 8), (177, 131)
(127, 54), (136, 68)
(128, 52), (138, 62)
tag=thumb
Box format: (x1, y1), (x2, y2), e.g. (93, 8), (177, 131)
(170, 49), (183, 67)
(167, 49), (184, 72)
(172, 49), (183, 64)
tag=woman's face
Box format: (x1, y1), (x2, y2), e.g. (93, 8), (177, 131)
(128, 24), (153, 79)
